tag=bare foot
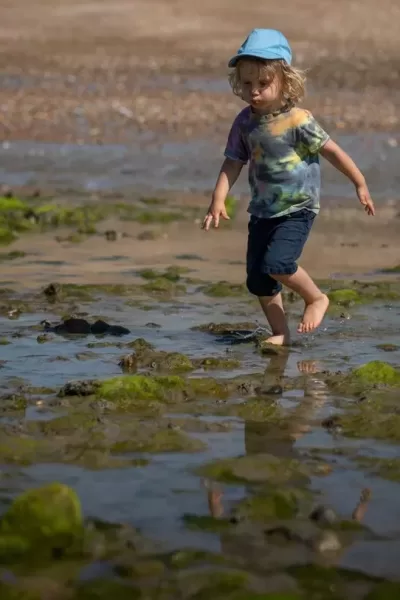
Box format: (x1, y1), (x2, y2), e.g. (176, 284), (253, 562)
(265, 333), (291, 346)
(297, 360), (321, 374)
(298, 294), (329, 333)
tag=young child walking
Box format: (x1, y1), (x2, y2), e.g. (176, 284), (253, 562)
(202, 29), (375, 345)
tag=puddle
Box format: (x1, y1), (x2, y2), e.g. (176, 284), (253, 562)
(0, 132), (399, 199)
(1, 280), (400, 592)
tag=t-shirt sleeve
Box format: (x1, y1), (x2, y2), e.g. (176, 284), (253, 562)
(296, 111), (330, 154)
(224, 114), (249, 163)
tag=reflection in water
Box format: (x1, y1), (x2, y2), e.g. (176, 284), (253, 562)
(206, 353), (371, 572)
(245, 353), (327, 458)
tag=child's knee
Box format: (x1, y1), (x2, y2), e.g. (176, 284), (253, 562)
(246, 272), (282, 297)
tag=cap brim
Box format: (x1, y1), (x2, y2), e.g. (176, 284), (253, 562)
(228, 51), (289, 67)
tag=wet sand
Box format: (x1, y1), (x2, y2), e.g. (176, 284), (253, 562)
(1, 199), (399, 292)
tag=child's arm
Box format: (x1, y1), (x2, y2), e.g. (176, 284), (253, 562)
(320, 139), (375, 216)
(202, 158), (244, 231)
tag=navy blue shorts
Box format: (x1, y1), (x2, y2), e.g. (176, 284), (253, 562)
(246, 209), (316, 297)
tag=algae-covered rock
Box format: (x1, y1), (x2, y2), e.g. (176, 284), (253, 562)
(198, 454), (310, 485)
(0, 435), (46, 465)
(328, 289), (361, 306)
(0, 581), (41, 600)
(74, 580), (141, 599)
(327, 361), (400, 396)
(0, 483), (83, 557)
(355, 456), (400, 481)
(112, 427), (205, 454)
(352, 361), (400, 386)
(98, 374), (185, 408)
(335, 408), (400, 443)
(140, 350), (195, 372)
(177, 569), (250, 599)
(200, 281), (248, 297)
(234, 489), (307, 522)
(195, 356), (241, 370)
(366, 581), (400, 599)
(289, 564), (378, 600)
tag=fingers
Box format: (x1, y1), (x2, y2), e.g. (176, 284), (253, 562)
(202, 209), (230, 230)
(202, 214), (213, 231)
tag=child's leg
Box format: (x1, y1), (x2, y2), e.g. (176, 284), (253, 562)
(272, 266), (329, 333)
(246, 216), (290, 345)
(258, 292), (291, 345)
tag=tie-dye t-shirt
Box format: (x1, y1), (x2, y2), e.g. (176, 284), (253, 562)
(224, 107), (330, 218)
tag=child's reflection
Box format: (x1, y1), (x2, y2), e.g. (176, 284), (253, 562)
(204, 353), (371, 572)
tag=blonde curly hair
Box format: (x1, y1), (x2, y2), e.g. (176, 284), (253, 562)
(228, 58), (306, 108)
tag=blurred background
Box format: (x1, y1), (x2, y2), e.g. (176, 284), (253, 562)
(0, 0), (399, 282)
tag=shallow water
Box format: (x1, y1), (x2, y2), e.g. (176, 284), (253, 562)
(1, 286), (400, 583)
(0, 132), (399, 200)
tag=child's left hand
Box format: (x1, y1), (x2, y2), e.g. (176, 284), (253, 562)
(356, 184), (375, 216)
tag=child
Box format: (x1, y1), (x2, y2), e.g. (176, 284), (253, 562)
(202, 29), (375, 345)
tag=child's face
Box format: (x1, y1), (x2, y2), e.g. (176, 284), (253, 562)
(238, 60), (282, 111)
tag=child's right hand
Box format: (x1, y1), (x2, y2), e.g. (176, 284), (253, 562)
(202, 200), (230, 231)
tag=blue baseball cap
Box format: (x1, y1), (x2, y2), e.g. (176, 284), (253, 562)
(228, 29), (292, 67)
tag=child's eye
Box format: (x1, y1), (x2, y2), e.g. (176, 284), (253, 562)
(259, 80), (269, 87)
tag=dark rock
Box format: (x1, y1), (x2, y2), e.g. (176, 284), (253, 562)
(309, 505), (338, 526)
(55, 318), (92, 334)
(321, 415), (342, 432)
(59, 380), (99, 397)
(91, 319), (111, 335)
(43, 283), (62, 299)
(44, 317), (130, 337)
(103, 325), (130, 336)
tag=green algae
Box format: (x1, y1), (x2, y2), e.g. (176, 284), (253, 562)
(376, 344), (399, 352)
(328, 289), (361, 306)
(178, 570), (250, 600)
(381, 265), (400, 274)
(182, 514), (233, 533)
(0, 581), (41, 600)
(201, 281), (248, 298)
(198, 454), (311, 486)
(137, 265), (190, 282)
(288, 564), (378, 600)
(225, 194), (238, 219)
(366, 582), (400, 599)
(326, 361), (400, 397)
(0, 250), (26, 261)
(36, 413), (99, 436)
(352, 361), (400, 386)
(224, 398), (282, 421)
(97, 374), (186, 407)
(0, 337), (11, 345)
(141, 277), (186, 296)
(234, 489), (308, 522)
(0, 435), (46, 465)
(0, 483), (83, 559)
(131, 210), (184, 224)
(340, 408), (400, 442)
(111, 427), (205, 454)
(75, 580), (141, 599)
(196, 356), (241, 370)
(355, 456), (400, 482)
(169, 548), (227, 569)
(140, 351), (195, 372)
(125, 337), (155, 353)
